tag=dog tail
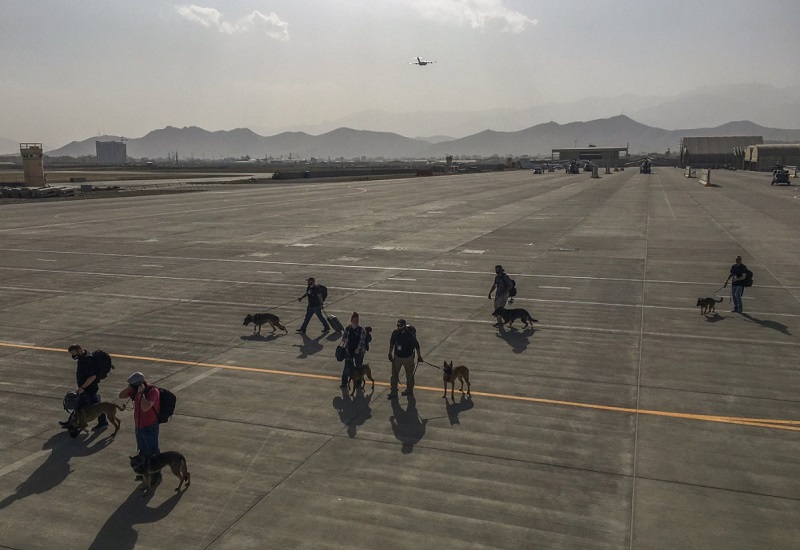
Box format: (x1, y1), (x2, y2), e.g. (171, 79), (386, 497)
(115, 404), (126, 411)
(715, 297), (723, 303)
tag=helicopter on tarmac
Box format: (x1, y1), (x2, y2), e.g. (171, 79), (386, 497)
(625, 157), (653, 174)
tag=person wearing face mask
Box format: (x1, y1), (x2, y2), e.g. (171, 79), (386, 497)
(59, 344), (108, 430)
(339, 312), (367, 389)
(119, 372), (161, 461)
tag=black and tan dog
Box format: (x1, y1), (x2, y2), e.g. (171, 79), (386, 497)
(442, 361), (471, 399)
(67, 402), (125, 438)
(129, 452), (191, 496)
(696, 297), (723, 315)
(492, 306), (538, 328)
(243, 313), (287, 334)
(348, 363), (375, 396)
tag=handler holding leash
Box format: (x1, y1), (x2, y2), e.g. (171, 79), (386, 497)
(387, 319), (422, 399)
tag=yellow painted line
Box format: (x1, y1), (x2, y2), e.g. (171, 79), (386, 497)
(3, 342), (799, 431)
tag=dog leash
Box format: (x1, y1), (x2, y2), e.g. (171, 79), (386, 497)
(418, 359), (441, 370)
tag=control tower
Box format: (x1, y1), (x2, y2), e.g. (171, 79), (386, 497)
(20, 143), (46, 187)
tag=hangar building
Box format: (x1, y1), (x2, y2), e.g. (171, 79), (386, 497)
(742, 143), (800, 171)
(551, 146), (629, 164)
(679, 136), (762, 168)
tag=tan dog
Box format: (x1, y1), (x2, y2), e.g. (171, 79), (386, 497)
(129, 452), (191, 496)
(348, 363), (375, 396)
(67, 402), (124, 437)
(696, 297), (723, 315)
(442, 361), (471, 399)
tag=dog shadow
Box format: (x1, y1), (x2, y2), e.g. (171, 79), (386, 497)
(0, 430), (113, 511)
(445, 394), (474, 426)
(333, 387), (373, 438)
(495, 324), (536, 354)
(741, 313), (792, 335)
(389, 395), (428, 454)
(294, 332), (327, 358)
(240, 333), (281, 342)
(89, 487), (184, 550)
(703, 312), (726, 323)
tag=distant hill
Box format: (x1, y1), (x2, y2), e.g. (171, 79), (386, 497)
(46, 116), (800, 160)
(0, 138), (19, 155)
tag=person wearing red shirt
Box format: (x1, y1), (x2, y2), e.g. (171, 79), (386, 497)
(119, 371), (161, 458)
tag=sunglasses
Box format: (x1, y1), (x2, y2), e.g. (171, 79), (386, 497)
(71, 354), (79, 360)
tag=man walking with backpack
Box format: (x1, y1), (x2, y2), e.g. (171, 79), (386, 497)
(60, 344), (108, 431)
(297, 277), (331, 334)
(387, 319), (423, 399)
(488, 265), (514, 327)
(119, 372), (161, 461)
(724, 255), (751, 313)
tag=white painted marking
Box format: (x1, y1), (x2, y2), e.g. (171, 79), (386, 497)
(257, 271), (282, 274)
(539, 286), (572, 290)
(426, 211), (443, 214)
(248, 252), (272, 257)
(461, 249), (485, 254)
(389, 277), (417, 281)
(36, 259), (56, 262)
(337, 257), (361, 262)
(372, 246), (394, 250)
(141, 264), (163, 268)
(0, 450), (50, 478)
(170, 368), (222, 393)
(291, 243), (314, 248)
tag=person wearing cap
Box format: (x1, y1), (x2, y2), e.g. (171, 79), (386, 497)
(339, 312), (367, 389)
(387, 319), (422, 399)
(724, 255), (749, 313)
(59, 344), (108, 430)
(488, 265), (514, 327)
(297, 276), (331, 334)
(119, 372), (161, 460)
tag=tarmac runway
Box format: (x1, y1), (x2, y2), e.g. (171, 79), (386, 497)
(0, 167), (799, 549)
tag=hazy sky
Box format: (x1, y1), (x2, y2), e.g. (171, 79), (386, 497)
(2, 0), (799, 147)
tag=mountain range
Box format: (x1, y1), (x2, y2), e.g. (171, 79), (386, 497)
(38, 116), (800, 160)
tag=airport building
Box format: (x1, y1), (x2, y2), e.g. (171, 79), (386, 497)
(551, 146), (629, 164)
(20, 143), (46, 187)
(679, 136), (762, 168)
(96, 140), (127, 165)
(742, 143), (800, 171)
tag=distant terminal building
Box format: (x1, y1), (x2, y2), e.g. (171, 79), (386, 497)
(20, 143), (46, 187)
(96, 140), (127, 165)
(679, 136), (762, 168)
(551, 146), (629, 164)
(741, 143), (800, 171)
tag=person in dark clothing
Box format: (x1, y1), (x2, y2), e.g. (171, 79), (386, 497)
(387, 319), (423, 399)
(297, 276), (331, 334)
(59, 344), (108, 430)
(339, 312), (367, 389)
(724, 255), (748, 313)
(488, 264), (514, 327)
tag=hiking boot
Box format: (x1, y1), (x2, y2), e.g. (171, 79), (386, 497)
(59, 421), (70, 428)
(401, 390), (413, 396)
(387, 393), (398, 400)
(339, 384), (347, 389)
(135, 475), (143, 481)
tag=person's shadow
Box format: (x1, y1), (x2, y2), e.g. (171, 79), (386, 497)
(741, 313), (791, 335)
(0, 429), (115, 511)
(495, 323), (536, 353)
(445, 394), (474, 426)
(332, 387), (373, 438)
(89, 487), (184, 550)
(389, 395), (427, 454)
(295, 332), (327, 358)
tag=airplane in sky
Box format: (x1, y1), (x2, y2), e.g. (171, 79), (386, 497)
(409, 57), (435, 66)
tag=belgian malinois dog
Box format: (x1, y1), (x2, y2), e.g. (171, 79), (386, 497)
(129, 452), (191, 496)
(348, 363), (375, 396)
(243, 313), (287, 334)
(442, 361), (471, 399)
(696, 297), (723, 315)
(67, 402), (125, 438)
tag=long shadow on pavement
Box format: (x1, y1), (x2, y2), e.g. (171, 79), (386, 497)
(0, 430), (115, 511)
(444, 394), (474, 426)
(741, 313), (791, 335)
(389, 395), (427, 454)
(495, 324), (536, 353)
(89, 488), (184, 550)
(333, 387), (374, 438)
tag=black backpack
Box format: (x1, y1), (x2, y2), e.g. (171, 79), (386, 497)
(317, 284), (328, 302)
(508, 277), (517, 297)
(743, 269), (753, 288)
(154, 387), (177, 424)
(92, 349), (114, 380)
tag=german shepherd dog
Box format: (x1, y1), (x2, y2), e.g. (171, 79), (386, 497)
(348, 363), (375, 396)
(67, 402), (125, 438)
(492, 306), (538, 328)
(129, 452), (191, 496)
(697, 297), (723, 315)
(442, 361), (471, 399)
(243, 313), (287, 334)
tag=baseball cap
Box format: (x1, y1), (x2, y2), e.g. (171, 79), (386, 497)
(127, 372), (145, 385)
